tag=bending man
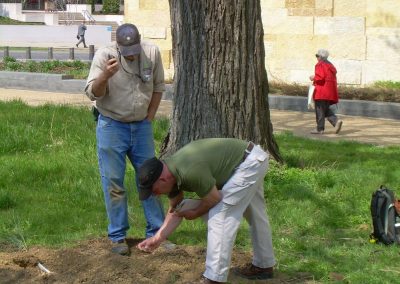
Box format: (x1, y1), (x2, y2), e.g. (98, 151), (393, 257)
(137, 138), (276, 283)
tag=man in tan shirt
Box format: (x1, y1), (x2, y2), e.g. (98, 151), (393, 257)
(85, 23), (166, 255)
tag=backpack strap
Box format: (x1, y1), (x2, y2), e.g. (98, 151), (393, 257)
(372, 190), (395, 245)
(381, 191), (394, 235)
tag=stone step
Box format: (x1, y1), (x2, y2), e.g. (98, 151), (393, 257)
(58, 12), (85, 22)
(95, 21), (119, 41)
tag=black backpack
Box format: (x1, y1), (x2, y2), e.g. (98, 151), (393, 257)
(370, 186), (400, 245)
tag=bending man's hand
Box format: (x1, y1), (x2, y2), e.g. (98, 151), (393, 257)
(174, 186), (222, 220)
(137, 236), (163, 253)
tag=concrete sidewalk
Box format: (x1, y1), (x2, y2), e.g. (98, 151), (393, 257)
(1, 88), (399, 147)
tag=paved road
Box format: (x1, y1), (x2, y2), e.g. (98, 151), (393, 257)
(1, 88), (399, 147)
(1, 49), (93, 61)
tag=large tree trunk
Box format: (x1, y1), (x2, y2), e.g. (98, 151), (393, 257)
(162, 0), (282, 162)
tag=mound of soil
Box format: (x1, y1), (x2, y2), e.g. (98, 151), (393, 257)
(0, 238), (313, 283)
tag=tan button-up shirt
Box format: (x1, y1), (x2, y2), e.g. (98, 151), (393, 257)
(85, 41), (165, 122)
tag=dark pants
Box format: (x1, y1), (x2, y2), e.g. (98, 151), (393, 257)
(76, 35), (87, 47)
(315, 100), (338, 131)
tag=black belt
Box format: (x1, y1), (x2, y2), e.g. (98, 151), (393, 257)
(242, 141), (254, 162)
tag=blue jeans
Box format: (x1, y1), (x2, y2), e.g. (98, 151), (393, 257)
(96, 114), (165, 242)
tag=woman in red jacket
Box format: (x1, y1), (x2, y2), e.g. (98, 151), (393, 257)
(309, 49), (343, 134)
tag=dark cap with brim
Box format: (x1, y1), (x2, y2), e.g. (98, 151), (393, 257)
(138, 157), (163, 200)
(118, 43), (141, 57)
(116, 23), (141, 56)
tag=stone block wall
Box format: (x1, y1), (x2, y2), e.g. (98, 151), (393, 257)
(124, 0), (400, 86)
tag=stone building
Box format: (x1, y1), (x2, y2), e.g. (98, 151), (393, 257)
(124, 0), (399, 86)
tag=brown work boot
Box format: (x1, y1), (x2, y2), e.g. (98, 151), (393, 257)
(189, 275), (223, 284)
(335, 120), (343, 134)
(310, 129), (324, 134)
(111, 239), (130, 256)
(233, 263), (273, 280)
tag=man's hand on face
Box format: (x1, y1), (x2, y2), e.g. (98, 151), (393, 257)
(104, 57), (119, 78)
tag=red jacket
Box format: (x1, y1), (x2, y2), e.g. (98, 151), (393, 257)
(313, 60), (338, 104)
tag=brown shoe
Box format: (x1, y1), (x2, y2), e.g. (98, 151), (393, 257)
(233, 263), (273, 280)
(111, 239), (130, 256)
(196, 276), (223, 283)
(335, 120), (343, 134)
(310, 129), (324, 134)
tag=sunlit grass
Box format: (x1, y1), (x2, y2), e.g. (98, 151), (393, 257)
(374, 80), (400, 89)
(1, 101), (400, 282)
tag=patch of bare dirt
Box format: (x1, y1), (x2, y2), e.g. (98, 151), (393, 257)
(0, 238), (314, 283)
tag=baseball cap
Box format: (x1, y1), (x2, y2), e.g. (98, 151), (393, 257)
(138, 157), (163, 200)
(116, 24), (141, 56)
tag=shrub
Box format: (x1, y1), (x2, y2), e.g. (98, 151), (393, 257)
(4, 62), (21, 71)
(0, 16), (44, 25)
(102, 0), (120, 14)
(3, 56), (17, 64)
(0, 57), (90, 79)
(374, 80), (400, 89)
(26, 61), (38, 72)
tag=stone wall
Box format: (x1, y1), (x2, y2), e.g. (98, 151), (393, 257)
(124, 0), (400, 86)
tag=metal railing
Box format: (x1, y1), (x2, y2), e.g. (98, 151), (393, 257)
(2, 46), (96, 61)
(82, 9), (95, 24)
(0, 0), (23, 3)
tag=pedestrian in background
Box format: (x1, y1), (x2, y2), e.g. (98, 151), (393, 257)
(84, 23), (166, 256)
(76, 20), (87, 48)
(309, 49), (343, 134)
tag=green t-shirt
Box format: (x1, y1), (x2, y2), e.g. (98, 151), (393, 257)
(164, 138), (247, 198)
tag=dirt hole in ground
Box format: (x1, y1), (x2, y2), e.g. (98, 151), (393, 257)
(0, 238), (313, 283)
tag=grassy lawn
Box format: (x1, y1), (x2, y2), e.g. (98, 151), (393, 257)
(1, 101), (400, 282)
(0, 16), (44, 25)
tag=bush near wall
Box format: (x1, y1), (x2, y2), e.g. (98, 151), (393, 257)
(270, 82), (400, 103)
(102, 0), (120, 14)
(0, 55), (398, 103)
(0, 16), (44, 25)
(0, 57), (90, 79)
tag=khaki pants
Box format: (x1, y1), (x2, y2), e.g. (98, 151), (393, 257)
(203, 145), (276, 282)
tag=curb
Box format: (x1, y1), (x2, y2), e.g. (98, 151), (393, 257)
(1, 71), (399, 120)
(0, 71), (174, 100)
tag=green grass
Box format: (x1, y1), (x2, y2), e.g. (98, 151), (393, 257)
(1, 101), (400, 282)
(0, 16), (44, 25)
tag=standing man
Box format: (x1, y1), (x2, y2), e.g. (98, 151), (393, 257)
(85, 23), (165, 256)
(309, 49), (343, 134)
(137, 138), (276, 283)
(76, 20), (87, 48)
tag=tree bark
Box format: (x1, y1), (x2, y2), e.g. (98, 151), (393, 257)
(163, 0), (282, 163)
